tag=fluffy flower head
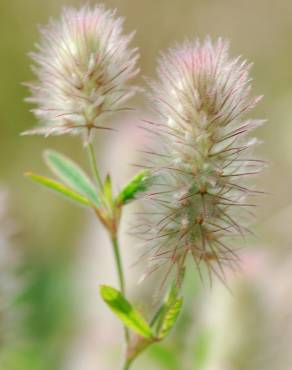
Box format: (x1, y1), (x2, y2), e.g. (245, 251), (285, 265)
(139, 38), (264, 285)
(25, 5), (139, 139)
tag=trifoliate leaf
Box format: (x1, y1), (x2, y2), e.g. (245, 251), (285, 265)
(44, 150), (99, 206)
(25, 172), (91, 207)
(100, 285), (153, 339)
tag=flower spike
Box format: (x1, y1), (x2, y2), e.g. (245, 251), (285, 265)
(24, 5), (139, 141)
(139, 38), (265, 286)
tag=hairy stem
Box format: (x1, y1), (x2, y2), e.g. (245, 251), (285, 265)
(111, 234), (130, 344)
(86, 142), (104, 191)
(123, 359), (133, 370)
(111, 235), (125, 294)
(86, 142), (129, 346)
(123, 335), (158, 370)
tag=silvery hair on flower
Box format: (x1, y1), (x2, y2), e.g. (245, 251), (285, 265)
(137, 38), (265, 286)
(24, 5), (139, 141)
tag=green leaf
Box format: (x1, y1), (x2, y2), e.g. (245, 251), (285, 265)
(165, 283), (179, 306)
(150, 282), (179, 328)
(100, 285), (153, 339)
(44, 150), (99, 206)
(158, 297), (183, 339)
(116, 170), (151, 206)
(25, 172), (91, 207)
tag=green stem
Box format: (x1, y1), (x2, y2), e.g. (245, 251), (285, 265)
(111, 234), (130, 344)
(111, 235), (125, 293)
(123, 337), (156, 370)
(86, 142), (129, 346)
(86, 142), (103, 191)
(123, 359), (132, 370)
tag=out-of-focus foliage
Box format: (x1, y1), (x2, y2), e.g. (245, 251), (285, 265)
(0, 258), (75, 370)
(0, 189), (20, 345)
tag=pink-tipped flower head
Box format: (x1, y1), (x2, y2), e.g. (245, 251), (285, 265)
(24, 5), (139, 140)
(139, 38), (265, 286)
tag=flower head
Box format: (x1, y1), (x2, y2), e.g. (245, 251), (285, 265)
(139, 38), (265, 286)
(24, 5), (139, 140)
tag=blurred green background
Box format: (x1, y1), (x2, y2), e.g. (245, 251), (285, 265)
(1, 0), (292, 369)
